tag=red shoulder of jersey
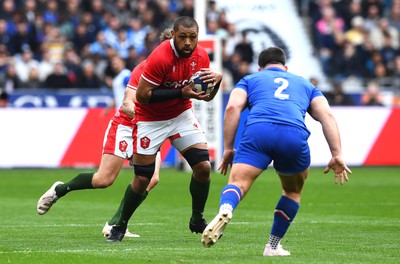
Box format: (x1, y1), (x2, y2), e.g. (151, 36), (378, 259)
(126, 60), (147, 90)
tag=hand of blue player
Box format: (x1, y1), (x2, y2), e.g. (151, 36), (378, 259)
(218, 149), (236, 175)
(324, 156), (352, 185)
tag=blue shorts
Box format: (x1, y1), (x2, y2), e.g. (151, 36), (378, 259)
(233, 122), (311, 174)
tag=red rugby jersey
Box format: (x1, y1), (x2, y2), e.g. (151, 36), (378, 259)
(135, 39), (210, 121)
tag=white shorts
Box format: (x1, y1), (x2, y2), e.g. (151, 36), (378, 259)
(134, 108), (207, 155)
(103, 120), (133, 159)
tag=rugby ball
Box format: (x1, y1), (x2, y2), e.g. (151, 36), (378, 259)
(190, 71), (213, 94)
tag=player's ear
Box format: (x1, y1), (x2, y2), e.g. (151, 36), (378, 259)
(258, 67), (262, 72)
(284, 65), (288, 71)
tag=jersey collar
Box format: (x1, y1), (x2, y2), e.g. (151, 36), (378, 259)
(169, 39), (180, 57)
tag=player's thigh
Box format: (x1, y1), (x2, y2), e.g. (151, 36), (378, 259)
(229, 163), (263, 197)
(93, 154), (125, 187)
(170, 109), (207, 152)
(278, 167), (310, 200)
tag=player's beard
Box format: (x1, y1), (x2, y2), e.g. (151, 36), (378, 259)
(177, 44), (197, 58)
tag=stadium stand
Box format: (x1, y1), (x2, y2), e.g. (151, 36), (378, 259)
(1, 0), (399, 107)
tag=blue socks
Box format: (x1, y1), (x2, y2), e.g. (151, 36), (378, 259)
(270, 195), (300, 238)
(219, 184), (242, 212)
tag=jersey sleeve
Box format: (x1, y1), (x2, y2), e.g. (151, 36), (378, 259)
(310, 86), (324, 100)
(141, 45), (169, 86)
(127, 61), (146, 90)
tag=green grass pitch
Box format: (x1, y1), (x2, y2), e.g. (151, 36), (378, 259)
(0, 166), (399, 263)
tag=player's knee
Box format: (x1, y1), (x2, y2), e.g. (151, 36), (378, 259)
(92, 173), (115, 188)
(182, 148), (210, 167)
(134, 162), (155, 180)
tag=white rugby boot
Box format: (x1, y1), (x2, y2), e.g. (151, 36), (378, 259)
(37, 181), (64, 215)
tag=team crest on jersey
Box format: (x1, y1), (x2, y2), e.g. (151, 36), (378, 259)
(140, 136), (151, 149)
(190, 62), (196, 70)
(119, 140), (128, 152)
(193, 123), (198, 128)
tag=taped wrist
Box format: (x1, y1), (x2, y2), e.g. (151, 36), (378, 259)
(149, 89), (183, 103)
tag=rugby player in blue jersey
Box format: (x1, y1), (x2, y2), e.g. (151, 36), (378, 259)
(202, 47), (351, 256)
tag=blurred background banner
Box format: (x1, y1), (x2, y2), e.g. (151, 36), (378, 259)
(1, 106), (400, 168)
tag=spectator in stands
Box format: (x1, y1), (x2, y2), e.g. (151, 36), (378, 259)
(23, 0), (37, 25)
(373, 62), (392, 87)
(88, 31), (109, 58)
(41, 24), (67, 63)
(380, 32), (398, 72)
(43, 0), (59, 25)
(9, 20), (38, 56)
(112, 26), (134, 60)
(126, 18), (147, 55)
(344, 16), (365, 46)
(361, 80), (385, 106)
(369, 17), (399, 50)
(22, 67), (42, 89)
(2, 63), (20, 92)
(37, 49), (54, 83)
(124, 46), (139, 70)
(324, 80), (356, 106)
(386, 0), (400, 31)
(44, 62), (71, 89)
(338, 0), (363, 29)
(361, 0), (384, 18)
(178, 0), (194, 17)
(63, 47), (82, 87)
(14, 45), (39, 85)
(111, 0), (132, 26)
(363, 3), (382, 32)
(103, 15), (121, 49)
(88, 0), (107, 27)
(79, 11), (100, 43)
(207, 0), (221, 22)
(314, 6), (345, 76)
(75, 60), (103, 89)
(72, 23), (90, 56)
(0, 0), (16, 22)
(331, 40), (367, 80)
(0, 19), (12, 52)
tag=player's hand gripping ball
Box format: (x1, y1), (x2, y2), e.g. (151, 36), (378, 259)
(190, 71), (214, 94)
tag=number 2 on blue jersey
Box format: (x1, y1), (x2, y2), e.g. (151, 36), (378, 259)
(274, 77), (289, 100)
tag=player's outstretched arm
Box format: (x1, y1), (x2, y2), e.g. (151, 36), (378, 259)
(218, 88), (247, 175)
(308, 96), (352, 184)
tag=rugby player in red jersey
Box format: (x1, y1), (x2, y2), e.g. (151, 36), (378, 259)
(106, 16), (223, 242)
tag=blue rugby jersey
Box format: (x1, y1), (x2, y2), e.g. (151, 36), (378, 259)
(235, 67), (323, 134)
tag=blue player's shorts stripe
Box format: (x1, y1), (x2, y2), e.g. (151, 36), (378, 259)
(233, 122), (311, 174)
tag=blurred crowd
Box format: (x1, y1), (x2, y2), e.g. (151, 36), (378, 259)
(296, 0), (400, 105)
(1, 0), (399, 107)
